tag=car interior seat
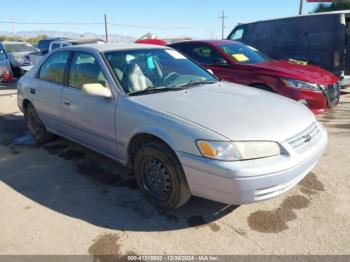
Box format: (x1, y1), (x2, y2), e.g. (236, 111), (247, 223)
(122, 61), (153, 92)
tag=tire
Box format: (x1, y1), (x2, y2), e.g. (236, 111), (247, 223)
(25, 103), (54, 144)
(11, 66), (22, 78)
(134, 141), (191, 209)
(251, 84), (275, 92)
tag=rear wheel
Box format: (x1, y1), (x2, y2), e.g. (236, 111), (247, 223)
(25, 103), (53, 144)
(135, 141), (191, 209)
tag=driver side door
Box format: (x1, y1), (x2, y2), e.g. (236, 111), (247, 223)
(183, 43), (236, 82)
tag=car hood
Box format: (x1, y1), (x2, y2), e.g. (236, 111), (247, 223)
(132, 82), (316, 142)
(251, 60), (338, 85)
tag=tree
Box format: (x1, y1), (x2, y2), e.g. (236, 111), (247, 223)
(26, 35), (48, 44)
(313, 1), (350, 13)
(0, 34), (48, 44)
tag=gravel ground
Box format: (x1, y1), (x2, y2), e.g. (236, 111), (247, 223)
(0, 80), (349, 256)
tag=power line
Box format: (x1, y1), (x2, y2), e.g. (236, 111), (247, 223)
(0, 20), (212, 30)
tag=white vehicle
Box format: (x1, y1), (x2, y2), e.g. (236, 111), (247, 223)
(17, 43), (327, 209)
(28, 38), (105, 69)
(0, 41), (37, 76)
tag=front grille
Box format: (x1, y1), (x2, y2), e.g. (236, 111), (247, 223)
(324, 82), (340, 107)
(287, 122), (322, 153)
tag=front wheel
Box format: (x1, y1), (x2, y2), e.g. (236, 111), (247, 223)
(25, 103), (53, 144)
(135, 141), (191, 209)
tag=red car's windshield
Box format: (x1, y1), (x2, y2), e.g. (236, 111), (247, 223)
(219, 43), (270, 64)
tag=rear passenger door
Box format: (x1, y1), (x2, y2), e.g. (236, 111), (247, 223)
(60, 51), (118, 157)
(31, 51), (70, 132)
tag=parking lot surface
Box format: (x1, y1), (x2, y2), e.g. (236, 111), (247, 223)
(0, 81), (349, 255)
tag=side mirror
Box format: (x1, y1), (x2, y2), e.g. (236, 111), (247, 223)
(82, 83), (112, 98)
(212, 58), (229, 66)
(207, 69), (214, 75)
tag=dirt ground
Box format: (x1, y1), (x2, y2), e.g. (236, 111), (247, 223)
(0, 80), (349, 256)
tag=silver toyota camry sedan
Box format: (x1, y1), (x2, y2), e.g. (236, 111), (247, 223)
(17, 43), (327, 209)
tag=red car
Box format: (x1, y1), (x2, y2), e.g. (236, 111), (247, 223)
(169, 40), (340, 114)
(135, 38), (168, 46)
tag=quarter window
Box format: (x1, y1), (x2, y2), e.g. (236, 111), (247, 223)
(231, 28), (245, 41)
(39, 51), (69, 84)
(68, 52), (107, 89)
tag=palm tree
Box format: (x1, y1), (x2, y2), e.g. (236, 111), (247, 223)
(313, 1), (350, 13)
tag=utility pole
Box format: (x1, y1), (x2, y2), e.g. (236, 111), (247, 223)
(104, 14), (109, 43)
(299, 0), (304, 15)
(219, 11), (227, 40)
(12, 22), (16, 36)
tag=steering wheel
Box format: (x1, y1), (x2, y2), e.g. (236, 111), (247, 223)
(162, 72), (179, 86)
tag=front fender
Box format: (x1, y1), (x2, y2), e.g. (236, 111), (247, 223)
(115, 97), (228, 163)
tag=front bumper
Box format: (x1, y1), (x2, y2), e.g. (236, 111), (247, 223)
(178, 124), (328, 205)
(277, 83), (340, 115)
(340, 75), (350, 86)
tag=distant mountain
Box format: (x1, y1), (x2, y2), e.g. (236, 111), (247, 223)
(0, 30), (135, 43)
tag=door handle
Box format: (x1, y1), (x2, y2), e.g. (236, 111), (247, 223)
(30, 88), (36, 94)
(63, 100), (71, 106)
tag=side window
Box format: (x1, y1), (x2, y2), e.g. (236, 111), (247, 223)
(51, 43), (61, 50)
(68, 52), (107, 89)
(231, 27), (245, 41)
(188, 45), (222, 65)
(39, 51), (69, 84)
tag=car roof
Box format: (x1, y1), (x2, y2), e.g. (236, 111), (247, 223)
(1, 41), (28, 44)
(169, 39), (237, 46)
(53, 38), (105, 45)
(41, 37), (68, 41)
(237, 10), (350, 26)
(61, 42), (169, 52)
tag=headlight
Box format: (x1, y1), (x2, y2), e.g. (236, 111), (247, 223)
(281, 78), (321, 91)
(196, 140), (281, 161)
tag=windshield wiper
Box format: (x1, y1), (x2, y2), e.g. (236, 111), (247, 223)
(128, 86), (184, 96)
(171, 79), (217, 89)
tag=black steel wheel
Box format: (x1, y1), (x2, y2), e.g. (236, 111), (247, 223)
(135, 141), (191, 209)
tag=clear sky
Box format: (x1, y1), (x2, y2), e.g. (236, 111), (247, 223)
(0, 0), (321, 39)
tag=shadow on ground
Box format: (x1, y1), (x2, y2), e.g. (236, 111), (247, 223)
(0, 115), (238, 232)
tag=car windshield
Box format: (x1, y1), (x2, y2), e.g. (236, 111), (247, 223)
(3, 43), (37, 53)
(105, 48), (217, 95)
(219, 43), (270, 64)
